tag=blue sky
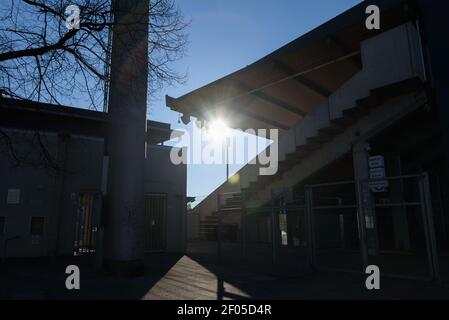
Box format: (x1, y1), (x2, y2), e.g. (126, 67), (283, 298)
(151, 0), (363, 205)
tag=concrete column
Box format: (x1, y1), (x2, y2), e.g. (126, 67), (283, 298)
(353, 143), (379, 256)
(103, 0), (149, 275)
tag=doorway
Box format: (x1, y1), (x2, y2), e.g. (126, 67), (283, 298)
(73, 192), (98, 255)
(144, 193), (167, 252)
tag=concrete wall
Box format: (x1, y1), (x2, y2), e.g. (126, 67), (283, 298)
(144, 145), (187, 253)
(329, 22), (424, 119)
(187, 212), (200, 241)
(0, 130), (65, 258)
(0, 129), (187, 258)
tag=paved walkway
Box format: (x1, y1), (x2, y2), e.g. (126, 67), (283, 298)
(1, 254), (448, 299)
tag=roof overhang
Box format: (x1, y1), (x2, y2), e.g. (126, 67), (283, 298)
(166, 0), (417, 134)
(0, 98), (182, 144)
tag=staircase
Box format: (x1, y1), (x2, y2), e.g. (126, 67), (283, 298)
(198, 193), (243, 240)
(236, 22), (426, 201)
(192, 22), (426, 225)
(245, 77), (425, 199)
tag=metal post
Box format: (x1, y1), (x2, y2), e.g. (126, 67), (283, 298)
(216, 192), (222, 263)
(226, 139), (229, 181)
(270, 190), (279, 264)
(353, 143), (379, 256)
(420, 173), (441, 284)
(217, 210), (222, 264)
(93, 193), (104, 269)
(304, 186), (316, 268)
(355, 181), (369, 271)
(240, 192), (246, 260)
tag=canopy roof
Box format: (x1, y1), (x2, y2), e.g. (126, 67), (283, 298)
(166, 0), (415, 133)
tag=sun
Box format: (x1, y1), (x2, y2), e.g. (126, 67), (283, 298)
(206, 119), (230, 144)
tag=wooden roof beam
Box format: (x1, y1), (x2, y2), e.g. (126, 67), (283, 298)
(271, 60), (332, 98)
(326, 35), (362, 69)
(231, 79), (307, 117)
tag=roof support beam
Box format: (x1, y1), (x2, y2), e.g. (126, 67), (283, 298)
(231, 79), (306, 117)
(235, 109), (290, 131)
(271, 60), (332, 98)
(326, 36), (362, 69)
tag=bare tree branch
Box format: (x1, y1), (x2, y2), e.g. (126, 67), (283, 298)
(0, 0), (189, 108)
(0, 0), (189, 171)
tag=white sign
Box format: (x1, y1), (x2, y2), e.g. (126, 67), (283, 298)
(368, 155), (388, 193)
(368, 155), (385, 168)
(7, 189), (21, 204)
(365, 216), (375, 229)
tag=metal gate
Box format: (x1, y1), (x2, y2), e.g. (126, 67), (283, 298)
(73, 192), (98, 255)
(306, 173), (441, 282)
(197, 174), (440, 281)
(144, 193), (167, 252)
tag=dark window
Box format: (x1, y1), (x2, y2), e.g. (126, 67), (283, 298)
(30, 217), (44, 236)
(0, 217), (5, 235)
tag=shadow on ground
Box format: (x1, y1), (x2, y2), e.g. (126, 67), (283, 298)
(1, 253), (448, 300)
(0, 254), (181, 299)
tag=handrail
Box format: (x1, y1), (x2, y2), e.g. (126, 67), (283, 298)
(305, 174), (423, 189)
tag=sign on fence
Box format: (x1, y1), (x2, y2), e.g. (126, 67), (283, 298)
(368, 155), (389, 193)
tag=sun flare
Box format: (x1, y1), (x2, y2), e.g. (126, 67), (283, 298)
(206, 119), (230, 144)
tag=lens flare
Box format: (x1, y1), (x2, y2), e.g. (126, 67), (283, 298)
(207, 119), (230, 144)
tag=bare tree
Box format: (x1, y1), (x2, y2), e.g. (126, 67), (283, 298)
(0, 0), (188, 107)
(0, 0), (188, 171)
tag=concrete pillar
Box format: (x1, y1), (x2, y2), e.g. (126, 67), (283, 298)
(103, 0), (149, 275)
(353, 142), (379, 256)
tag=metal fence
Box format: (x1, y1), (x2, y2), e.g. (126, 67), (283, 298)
(187, 173), (441, 282)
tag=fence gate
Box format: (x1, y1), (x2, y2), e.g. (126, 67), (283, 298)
(144, 193), (167, 252)
(305, 173), (441, 282)
(73, 192), (99, 255)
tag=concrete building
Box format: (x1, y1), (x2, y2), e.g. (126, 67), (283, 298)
(0, 98), (187, 259)
(167, 1), (449, 282)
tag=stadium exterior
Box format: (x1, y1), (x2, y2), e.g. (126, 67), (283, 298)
(169, 1), (449, 283)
